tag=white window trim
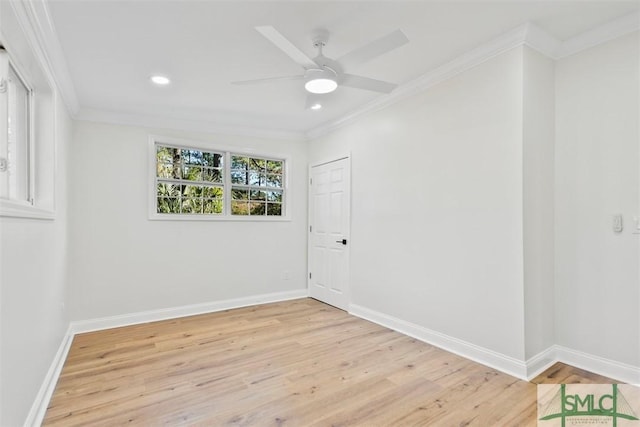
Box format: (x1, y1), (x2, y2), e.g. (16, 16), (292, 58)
(0, 199), (53, 219)
(0, 45), (53, 220)
(148, 135), (292, 221)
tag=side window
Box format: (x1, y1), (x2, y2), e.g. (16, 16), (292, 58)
(0, 48), (32, 204)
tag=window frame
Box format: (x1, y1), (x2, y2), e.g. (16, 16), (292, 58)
(0, 47), (38, 216)
(229, 154), (286, 217)
(155, 144), (226, 216)
(0, 7), (59, 221)
(148, 135), (292, 221)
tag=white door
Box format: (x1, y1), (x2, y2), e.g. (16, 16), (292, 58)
(308, 157), (350, 310)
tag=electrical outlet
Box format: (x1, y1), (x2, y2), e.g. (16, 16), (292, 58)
(282, 270), (291, 280)
(613, 214), (623, 233)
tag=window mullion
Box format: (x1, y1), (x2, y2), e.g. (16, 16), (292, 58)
(224, 151), (231, 215)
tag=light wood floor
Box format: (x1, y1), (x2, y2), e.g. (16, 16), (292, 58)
(44, 298), (615, 426)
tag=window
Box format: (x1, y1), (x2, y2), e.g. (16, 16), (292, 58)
(156, 145), (225, 215)
(151, 139), (288, 220)
(0, 13), (57, 220)
(0, 48), (32, 204)
(230, 156), (284, 216)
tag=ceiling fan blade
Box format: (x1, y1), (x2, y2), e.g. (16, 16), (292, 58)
(255, 26), (318, 70)
(337, 30), (409, 70)
(231, 75), (303, 85)
(342, 74), (398, 94)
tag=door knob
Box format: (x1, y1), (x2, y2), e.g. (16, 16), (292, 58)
(336, 239), (347, 245)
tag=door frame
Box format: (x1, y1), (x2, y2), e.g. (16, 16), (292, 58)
(307, 154), (352, 310)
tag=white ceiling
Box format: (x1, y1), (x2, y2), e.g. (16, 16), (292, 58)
(47, 1), (639, 137)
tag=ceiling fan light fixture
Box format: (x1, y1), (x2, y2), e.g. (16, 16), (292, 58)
(304, 67), (338, 94)
(305, 77), (337, 94)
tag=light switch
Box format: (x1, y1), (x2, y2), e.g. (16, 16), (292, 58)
(613, 214), (623, 233)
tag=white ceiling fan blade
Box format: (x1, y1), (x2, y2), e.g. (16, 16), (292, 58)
(255, 26), (318, 70)
(231, 75), (303, 85)
(342, 74), (398, 94)
(337, 30), (409, 70)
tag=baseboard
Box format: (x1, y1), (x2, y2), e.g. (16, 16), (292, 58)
(555, 345), (640, 385)
(71, 289), (309, 334)
(25, 289), (308, 426)
(26, 293), (638, 427)
(24, 325), (74, 427)
(525, 345), (640, 384)
(348, 305), (640, 385)
(348, 304), (529, 380)
(525, 346), (558, 380)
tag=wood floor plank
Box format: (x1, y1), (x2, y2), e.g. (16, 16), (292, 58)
(43, 298), (620, 426)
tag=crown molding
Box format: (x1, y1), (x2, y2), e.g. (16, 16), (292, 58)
(14, 2), (639, 141)
(556, 11), (640, 59)
(12, 0), (302, 140)
(9, 0), (80, 115)
(522, 22), (562, 58)
(306, 23), (534, 140)
(306, 12), (639, 140)
(76, 107), (306, 142)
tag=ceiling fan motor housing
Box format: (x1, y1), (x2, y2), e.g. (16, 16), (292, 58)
(308, 56), (343, 83)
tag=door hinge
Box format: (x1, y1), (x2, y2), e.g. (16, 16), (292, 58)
(310, 178), (312, 185)
(309, 225), (312, 232)
(309, 272), (312, 279)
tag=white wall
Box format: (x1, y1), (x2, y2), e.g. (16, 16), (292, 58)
(522, 47), (555, 360)
(0, 3), (73, 424)
(68, 122), (308, 321)
(309, 48), (527, 360)
(1, 22), (636, 427)
(0, 97), (71, 427)
(555, 32), (639, 367)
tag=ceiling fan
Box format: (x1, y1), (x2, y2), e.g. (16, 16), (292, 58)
(232, 26), (409, 109)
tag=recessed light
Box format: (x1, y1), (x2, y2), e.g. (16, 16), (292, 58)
(151, 75), (171, 85)
(310, 103), (322, 110)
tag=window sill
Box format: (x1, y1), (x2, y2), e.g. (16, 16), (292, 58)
(0, 200), (55, 220)
(148, 213), (292, 222)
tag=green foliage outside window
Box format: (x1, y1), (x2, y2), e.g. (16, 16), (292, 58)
(155, 144), (285, 217)
(156, 146), (224, 214)
(230, 155), (283, 216)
